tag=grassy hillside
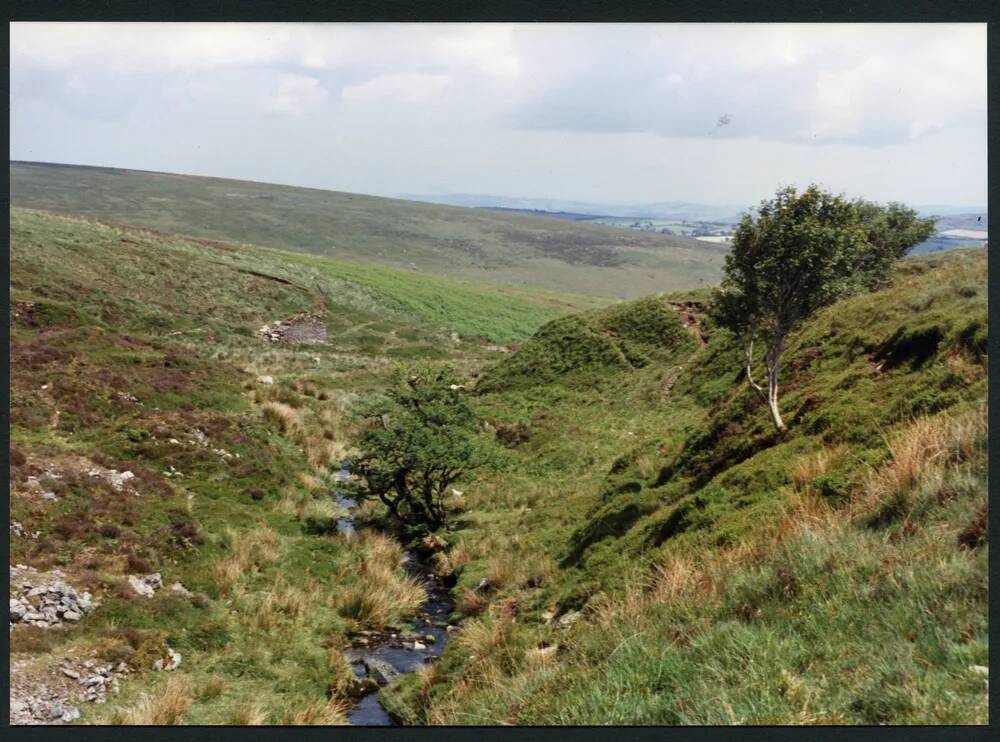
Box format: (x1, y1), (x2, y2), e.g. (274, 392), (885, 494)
(381, 247), (988, 725)
(8, 204), (987, 726)
(7, 207), (594, 725)
(9, 161), (726, 299)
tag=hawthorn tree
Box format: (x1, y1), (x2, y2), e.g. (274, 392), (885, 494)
(714, 185), (934, 432)
(343, 364), (491, 531)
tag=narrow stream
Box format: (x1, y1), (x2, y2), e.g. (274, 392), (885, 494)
(334, 462), (455, 726)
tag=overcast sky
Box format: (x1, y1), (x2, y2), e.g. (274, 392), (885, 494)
(10, 23), (988, 208)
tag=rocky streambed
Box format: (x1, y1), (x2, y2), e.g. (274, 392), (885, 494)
(334, 463), (456, 726)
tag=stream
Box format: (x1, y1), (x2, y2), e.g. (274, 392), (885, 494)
(334, 462), (455, 726)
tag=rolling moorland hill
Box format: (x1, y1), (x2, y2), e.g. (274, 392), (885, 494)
(9, 162), (726, 299)
(7, 205), (987, 725)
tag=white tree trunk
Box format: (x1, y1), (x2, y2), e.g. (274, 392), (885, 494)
(766, 338), (786, 431)
(745, 339), (765, 394)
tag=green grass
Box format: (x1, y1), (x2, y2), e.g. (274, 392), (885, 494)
(381, 247), (988, 725)
(10, 207), (595, 344)
(10, 161), (726, 299)
(8, 206), (524, 724)
(8, 203), (987, 726)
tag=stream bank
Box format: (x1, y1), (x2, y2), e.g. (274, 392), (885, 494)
(334, 463), (456, 726)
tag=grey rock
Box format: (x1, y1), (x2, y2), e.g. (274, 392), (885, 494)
(41, 491), (58, 501)
(128, 575), (156, 598)
(61, 667), (81, 679)
(363, 657), (400, 686)
(61, 706), (80, 723)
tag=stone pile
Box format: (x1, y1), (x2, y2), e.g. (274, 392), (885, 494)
(10, 568), (96, 629)
(59, 659), (129, 704)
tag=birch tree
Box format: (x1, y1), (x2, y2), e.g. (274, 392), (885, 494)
(714, 185), (934, 431)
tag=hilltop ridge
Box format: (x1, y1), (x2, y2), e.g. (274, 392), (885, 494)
(9, 161), (725, 300)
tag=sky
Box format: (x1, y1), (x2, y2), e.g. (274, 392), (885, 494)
(9, 22), (988, 209)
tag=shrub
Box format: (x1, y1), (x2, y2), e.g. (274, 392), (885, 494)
(344, 364), (493, 530)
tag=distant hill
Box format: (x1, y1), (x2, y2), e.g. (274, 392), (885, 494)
(9, 162), (726, 300)
(398, 192), (745, 222)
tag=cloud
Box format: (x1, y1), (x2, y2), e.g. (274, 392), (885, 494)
(342, 73), (452, 104)
(8, 22), (987, 207)
(263, 74), (328, 115)
(504, 23), (986, 147)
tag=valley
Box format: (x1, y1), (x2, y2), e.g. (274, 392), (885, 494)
(8, 197), (988, 726)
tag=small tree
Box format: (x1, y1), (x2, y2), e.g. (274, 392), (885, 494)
(714, 185), (934, 431)
(343, 364), (490, 531)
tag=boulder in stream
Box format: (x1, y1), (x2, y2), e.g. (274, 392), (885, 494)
(363, 657), (400, 686)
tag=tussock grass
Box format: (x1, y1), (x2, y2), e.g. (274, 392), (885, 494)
(792, 444), (848, 492)
(262, 401), (305, 439)
(333, 532), (425, 627)
(855, 404), (986, 528)
(213, 524), (282, 595)
(281, 699), (349, 725)
(198, 675), (226, 700)
(230, 702), (269, 725)
(114, 675), (193, 725)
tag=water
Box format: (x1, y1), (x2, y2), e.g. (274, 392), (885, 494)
(334, 461), (455, 726)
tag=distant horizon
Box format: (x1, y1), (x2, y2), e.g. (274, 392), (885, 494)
(10, 158), (988, 217)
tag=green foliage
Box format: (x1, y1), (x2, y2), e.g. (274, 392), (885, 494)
(345, 364), (493, 530)
(714, 185), (935, 430)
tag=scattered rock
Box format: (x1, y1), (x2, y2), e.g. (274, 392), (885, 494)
(170, 582), (192, 597)
(255, 375), (275, 385)
(472, 578), (490, 593)
(40, 491), (58, 502)
(412, 641), (427, 651)
(557, 610), (582, 629)
(127, 573), (162, 598)
(424, 634), (436, 644)
(259, 313), (327, 344)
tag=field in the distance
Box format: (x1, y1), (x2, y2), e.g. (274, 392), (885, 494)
(9, 162), (727, 299)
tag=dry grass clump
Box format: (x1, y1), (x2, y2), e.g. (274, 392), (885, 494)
(487, 552), (516, 590)
(854, 404), (986, 525)
(281, 699), (350, 725)
(230, 702), (269, 725)
(261, 401), (305, 439)
(115, 674), (193, 725)
(456, 589), (489, 617)
(199, 674), (227, 700)
(333, 532), (425, 626)
(792, 444), (848, 492)
(251, 576), (319, 631)
(213, 524), (282, 595)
